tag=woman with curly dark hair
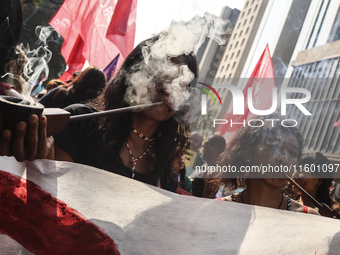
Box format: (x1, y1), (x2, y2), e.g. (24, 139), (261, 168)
(216, 114), (319, 215)
(53, 34), (198, 187)
(293, 152), (340, 212)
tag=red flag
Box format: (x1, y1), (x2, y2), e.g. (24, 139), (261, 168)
(215, 44), (276, 142)
(106, 0), (137, 58)
(333, 119), (340, 127)
(49, 0), (136, 81)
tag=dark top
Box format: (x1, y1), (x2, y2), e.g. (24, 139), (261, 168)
(39, 87), (71, 108)
(54, 104), (153, 184)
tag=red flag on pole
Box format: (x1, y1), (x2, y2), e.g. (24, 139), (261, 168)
(215, 44), (276, 142)
(49, 0), (136, 81)
(333, 119), (340, 127)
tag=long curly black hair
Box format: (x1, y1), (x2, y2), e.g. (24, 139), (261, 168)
(220, 114), (303, 175)
(206, 113), (304, 196)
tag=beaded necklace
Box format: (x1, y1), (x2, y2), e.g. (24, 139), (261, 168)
(131, 128), (154, 142)
(126, 128), (154, 179)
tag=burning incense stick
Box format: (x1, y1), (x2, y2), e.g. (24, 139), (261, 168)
(69, 102), (163, 122)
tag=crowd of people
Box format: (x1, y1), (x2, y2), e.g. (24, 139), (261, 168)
(1, 0), (340, 224)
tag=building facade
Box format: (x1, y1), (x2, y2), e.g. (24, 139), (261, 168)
(283, 0), (340, 162)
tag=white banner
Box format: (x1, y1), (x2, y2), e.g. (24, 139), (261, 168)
(0, 156), (339, 255)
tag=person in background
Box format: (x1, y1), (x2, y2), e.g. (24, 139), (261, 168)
(190, 134), (226, 197)
(190, 131), (205, 170)
(39, 66), (106, 109)
(0, 0), (53, 162)
(332, 179), (340, 203)
(162, 145), (192, 194)
(217, 115), (319, 215)
(36, 79), (67, 99)
(66, 71), (81, 84)
(293, 152), (340, 213)
(202, 135), (226, 167)
(45, 79), (66, 93)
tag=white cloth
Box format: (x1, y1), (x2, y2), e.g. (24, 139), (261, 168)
(1, 156), (340, 255)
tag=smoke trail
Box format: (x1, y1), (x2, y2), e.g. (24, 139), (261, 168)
(19, 26), (61, 105)
(124, 13), (228, 123)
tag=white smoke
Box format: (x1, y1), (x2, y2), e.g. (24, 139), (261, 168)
(19, 26), (61, 105)
(124, 13), (228, 122)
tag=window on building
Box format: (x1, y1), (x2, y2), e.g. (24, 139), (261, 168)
(248, 8), (252, 15)
(241, 12), (245, 19)
(226, 64), (230, 71)
(245, 27), (249, 34)
(233, 33), (237, 39)
(284, 58), (340, 155)
(236, 50), (241, 58)
(327, 6), (340, 43)
(224, 55), (228, 61)
(237, 23), (241, 29)
(241, 38), (245, 46)
(232, 62), (236, 69)
(231, 53), (234, 59)
(221, 66), (224, 73)
(245, 1), (249, 8)
(229, 44), (233, 50)
(254, 4), (258, 12)
(239, 30), (243, 37)
(235, 41), (238, 48)
(244, 19), (247, 26)
(331, 25), (340, 42)
(306, 0), (331, 48)
(250, 16), (254, 23)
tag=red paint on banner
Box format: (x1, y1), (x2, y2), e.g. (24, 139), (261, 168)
(0, 169), (120, 255)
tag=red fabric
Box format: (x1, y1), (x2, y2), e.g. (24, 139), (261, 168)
(176, 187), (194, 196)
(215, 44), (276, 143)
(106, 0), (137, 59)
(0, 82), (14, 95)
(303, 205), (309, 213)
(0, 169), (120, 254)
(49, 0), (136, 81)
(333, 119), (340, 127)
